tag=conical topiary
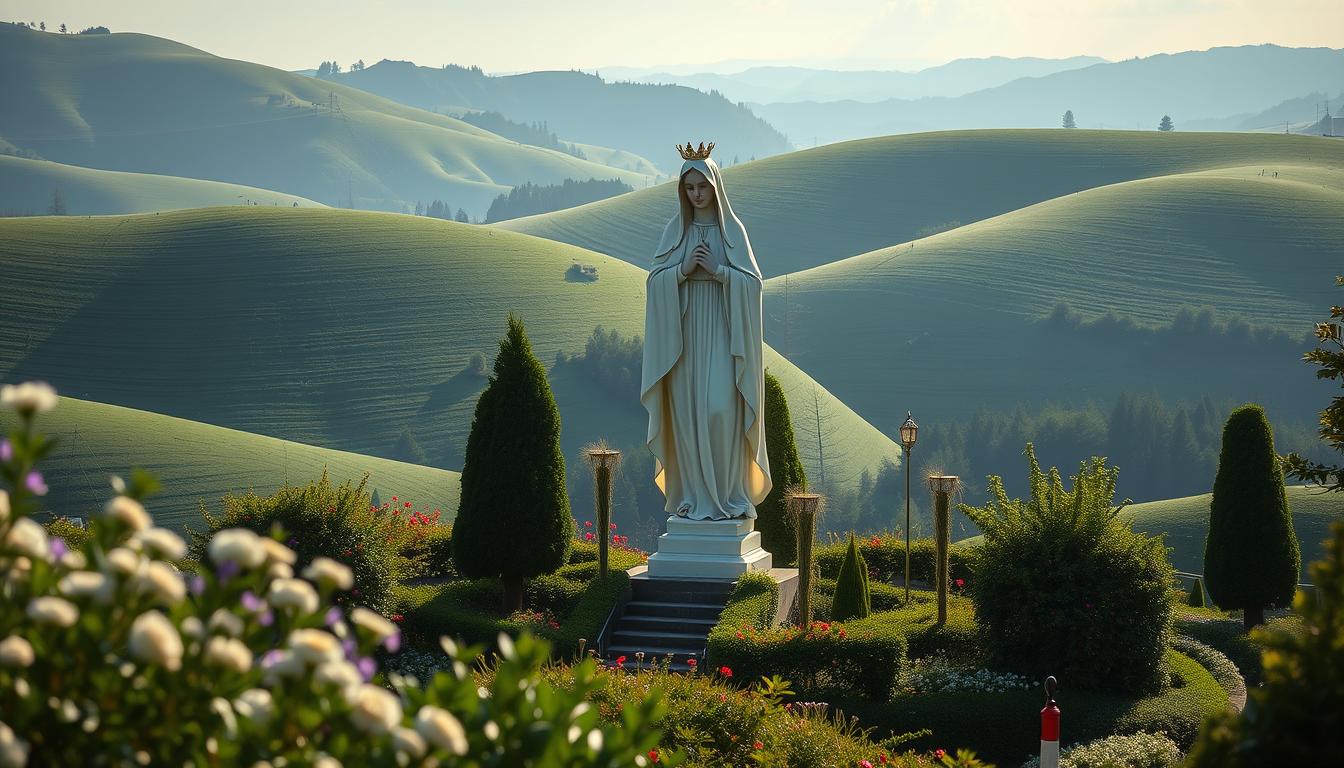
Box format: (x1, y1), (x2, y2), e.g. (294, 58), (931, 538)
(453, 314), (571, 613)
(1204, 404), (1300, 630)
(832, 534), (871, 622)
(758, 371), (807, 565)
(1188, 577), (1206, 608)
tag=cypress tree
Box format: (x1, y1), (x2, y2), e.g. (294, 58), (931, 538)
(832, 534), (871, 621)
(453, 314), (571, 612)
(758, 371), (807, 565)
(1204, 404), (1300, 630)
(1187, 577), (1207, 608)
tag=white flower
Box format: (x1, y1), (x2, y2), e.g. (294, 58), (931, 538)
(415, 706), (468, 755)
(208, 609), (245, 637)
(4, 518), (49, 561)
(102, 496), (150, 532)
(260, 538), (296, 565)
(27, 596), (78, 627)
(204, 636), (252, 674)
(60, 550), (86, 570)
(260, 649), (305, 682)
(288, 628), (342, 665)
(181, 616), (205, 639)
(349, 685), (402, 735)
(269, 577), (319, 614)
(0, 636), (34, 668)
(351, 607), (397, 642)
(132, 527), (186, 561)
(134, 561), (185, 605)
(393, 727), (427, 759)
(0, 381), (58, 414)
(314, 658), (362, 702)
(58, 571), (113, 603)
(105, 547), (143, 576)
(312, 756), (342, 768)
(302, 557), (353, 591)
(233, 689), (273, 725)
(267, 561), (293, 580)
(0, 719), (30, 768)
(129, 611), (183, 671)
(0, 491), (8, 523)
(208, 528), (266, 569)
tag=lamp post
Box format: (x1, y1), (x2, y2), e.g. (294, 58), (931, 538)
(899, 411), (919, 603)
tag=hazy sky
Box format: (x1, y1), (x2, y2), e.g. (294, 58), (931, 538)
(3, 0), (1339, 73)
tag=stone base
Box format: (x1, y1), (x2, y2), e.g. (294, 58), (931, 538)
(646, 516), (774, 580)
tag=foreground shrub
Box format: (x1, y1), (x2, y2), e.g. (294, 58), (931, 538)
(960, 444), (1174, 694)
(706, 573), (905, 699)
(0, 387), (667, 766)
(1185, 520), (1344, 768)
(192, 472), (409, 615)
(1020, 731), (1182, 768)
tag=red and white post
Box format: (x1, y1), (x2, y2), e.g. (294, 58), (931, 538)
(1040, 675), (1060, 768)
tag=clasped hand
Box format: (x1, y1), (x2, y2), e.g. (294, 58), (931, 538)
(680, 243), (716, 277)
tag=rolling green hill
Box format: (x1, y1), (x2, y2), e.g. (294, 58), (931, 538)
(758, 165), (1344, 438)
(0, 206), (898, 497)
(0, 155), (323, 215)
(494, 130), (1344, 277)
(0, 25), (653, 216)
(0, 396), (460, 535)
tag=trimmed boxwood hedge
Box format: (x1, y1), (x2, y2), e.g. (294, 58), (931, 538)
(849, 596), (982, 664)
(816, 536), (977, 591)
(836, 649), (1227, 765)
(706, 572), (907, 700)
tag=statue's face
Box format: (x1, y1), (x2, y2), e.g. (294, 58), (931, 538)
(682, 169), (716, 212)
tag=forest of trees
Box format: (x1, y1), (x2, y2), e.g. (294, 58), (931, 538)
(458, 111), (586, 159)
(484, 178), (632, 223)
(414, 200), (469, 222)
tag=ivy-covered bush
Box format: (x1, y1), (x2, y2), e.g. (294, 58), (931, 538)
(959, 444), (1174, 694)
(706, 573), (906, 699)
(191, 473), (414, 615)
(1019, 731), (1182, 768)
(0, 383), (668, 766)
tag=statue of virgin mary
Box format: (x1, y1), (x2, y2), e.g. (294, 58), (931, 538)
(640, 143), (772, 520)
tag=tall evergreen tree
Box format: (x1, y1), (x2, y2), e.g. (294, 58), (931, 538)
(453, 314), (571, 612)
(1204, 404), (1300, 629)
(1062, 110), (1076, 128)
(832, 534), (871, 621)
(757, 371), (807, 565)
(1158, 115), (1175, 131)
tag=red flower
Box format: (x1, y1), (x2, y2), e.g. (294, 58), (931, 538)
(838, 629), (847, 638)
(584, 520), (593, 528)
(879, 755), (887, 764)
(860, 761), (873, 768)
(753, 741), (763, 750)
(648, 750), (660, 763)
(954, 578), (965, 588)
(404, 501), (412, 508)
(718, 666), (732, 677)
(609, 523), (617, 530)
(718, 692), (727, 702)
(391, 496), (397, 501)
(548, 620), (560, 629)
(391, 614), (404, 623)
(585, 532), (594, 541)
(869, 536), (880, 547)
(615, 655), (627, 666)
(934, 749), (946, 759)
(735, 631), (744, 639)
(687, 658), (697, 667)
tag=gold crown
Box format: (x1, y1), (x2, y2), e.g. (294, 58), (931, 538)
(676, 141), (715, 160)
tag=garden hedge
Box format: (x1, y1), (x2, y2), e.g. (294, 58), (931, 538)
(707, 573), (907, 700)
(816, 536), (977, 591)
(849, 597), (981, 663)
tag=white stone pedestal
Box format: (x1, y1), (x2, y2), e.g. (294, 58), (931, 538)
(646, 516), (774, 580)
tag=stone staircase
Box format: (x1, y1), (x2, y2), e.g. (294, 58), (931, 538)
(602, 573), (735, 672)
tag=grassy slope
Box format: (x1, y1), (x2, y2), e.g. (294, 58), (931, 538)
(1124, 485), (1344, 579)
(495, 130), (1344, 277)
(756, 166), (1344, 439)
(0, 397), (460, 534)
(0, 26), (652, 214)
(0, 155), (325, 215)
(0, 206), (897, 493)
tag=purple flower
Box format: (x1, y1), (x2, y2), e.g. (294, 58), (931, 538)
(24, 471), (47, 496)
(261, 649), (284, 668)
(240, 590), (264, 612)
(258, 609), (274, 627)
(342, 637), (357, 660)
(325, 606), (343, 627)
(216, 561), (240, 582)
(49, 537), (68, 560)
(356, 656), (377, 682)
(384, 631), (401, 654)
(287, 537), (298, 547)
(190, 575), (206, 596)
(0, 439), (11, 461)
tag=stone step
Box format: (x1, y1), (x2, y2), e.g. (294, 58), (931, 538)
(616, 614), (718, 633)
(610, 629), (707, 652)
(630, 576), (736, 599)
(623, 600), (725, 621)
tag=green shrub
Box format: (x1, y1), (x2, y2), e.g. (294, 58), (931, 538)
(959, 444), (1174, 694)
(1187, 576), (1206, 608)
(1185, 520), (1344, 768)
(544, 571), (631, 658)
(402, 520), (455, 580)
(43, 516), (92, 551)
(833, 535), (872, 621)
(758, 371), (807, 566)
(707, 573), (905, 700)
(850, 598), (982, 664)
(525, 572), (588, 616)
(1204, 404), (1300, 630)
(191, 472), (405, 615)
(1171, 613), (1301, 687)
(817, 577), (907, 613)
(1170, 634), (1244, 701)
(816, 535), (977, 593)
(454, 314), (572, 611)
(1020, 731), (1182, 768)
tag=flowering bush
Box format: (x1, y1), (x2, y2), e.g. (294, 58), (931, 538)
(901, 652), (1034, 694)
(0, 383), (670, 766)
(575, 519), (648, 559)
(1019, 731), (1182, 768)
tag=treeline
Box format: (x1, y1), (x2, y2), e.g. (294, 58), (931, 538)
(458, 111), (586, 159)
(484, 178), (632, 223)
(1040, 301), (1311, 351)
(413, 200), (470, 222)
(4, 21), (107, 34)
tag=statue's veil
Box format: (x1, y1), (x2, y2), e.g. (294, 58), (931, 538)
(651, 157), (762, 280)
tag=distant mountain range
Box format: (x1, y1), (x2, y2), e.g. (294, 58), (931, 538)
(319, 61), (794, 174)
(752, 45), (1344, 145)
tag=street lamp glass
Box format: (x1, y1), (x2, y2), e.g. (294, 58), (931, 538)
(900, 411), (919, 448)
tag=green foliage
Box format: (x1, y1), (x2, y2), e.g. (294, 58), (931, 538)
(1185, 520), (1344, 768)
(191, 472), (405, 615)
(43, 516), (92, 551)
(1283, 275), (1344, 491)
(832, 535), (872, 621)
(959, 443), (1174, 694)
(758, 371), (807, 566)
(815, 536), (977, 594)
(707, 573), (905, 699)
(401, 521), (455, 580)
(1170, 634), (1244, 701)
(453, 314), (572, 604)
(1187, 576), (1206, 608)
(849, 598), (983, 664)
(1022, 731), (1182, 768)
(1204, 404), (1300, 627)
